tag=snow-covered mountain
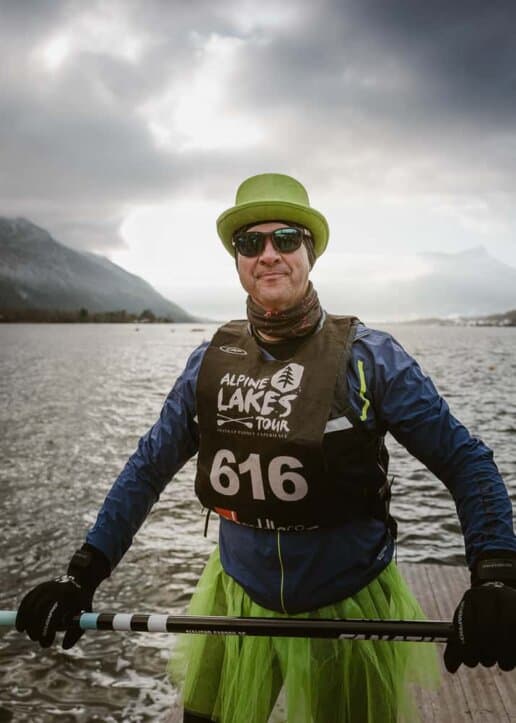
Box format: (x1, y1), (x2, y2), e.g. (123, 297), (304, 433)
(0, 217), (196, 320)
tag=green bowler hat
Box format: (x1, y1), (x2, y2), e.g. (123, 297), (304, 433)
(216, 173), (329, 257)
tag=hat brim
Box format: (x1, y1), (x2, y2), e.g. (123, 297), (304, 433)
(217, 200), (329, 257)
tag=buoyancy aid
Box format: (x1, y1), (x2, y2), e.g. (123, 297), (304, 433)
(195, 314), (393, 531)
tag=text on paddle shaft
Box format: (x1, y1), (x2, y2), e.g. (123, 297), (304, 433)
(210, 450), (308, 501)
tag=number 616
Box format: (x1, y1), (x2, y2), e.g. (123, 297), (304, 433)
(209, 449), (308, 502)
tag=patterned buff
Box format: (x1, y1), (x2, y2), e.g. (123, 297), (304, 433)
(247, 281), (322, 339)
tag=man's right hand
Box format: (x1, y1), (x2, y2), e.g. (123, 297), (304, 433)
(16, 576), (93, 648)
(15, 543), (111, 649)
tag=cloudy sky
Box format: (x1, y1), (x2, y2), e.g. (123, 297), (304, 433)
(1, 0), (515, 318)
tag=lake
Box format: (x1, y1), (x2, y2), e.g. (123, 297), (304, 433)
(0, 323), (515, 722)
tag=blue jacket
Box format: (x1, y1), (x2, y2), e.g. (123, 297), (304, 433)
(86, 323), (516, 613)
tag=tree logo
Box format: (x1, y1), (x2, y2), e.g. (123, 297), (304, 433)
(270, 363), (304, 393)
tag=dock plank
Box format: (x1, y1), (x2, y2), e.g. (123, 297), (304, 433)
(404, 562), (515, 723)
(165, 563), (516, 722)
(402, 563), (472, 722)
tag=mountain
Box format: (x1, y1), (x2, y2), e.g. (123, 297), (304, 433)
(0, 217), (196, 321)
(319, 245), (516, 321)
(401, 246), (516, 317)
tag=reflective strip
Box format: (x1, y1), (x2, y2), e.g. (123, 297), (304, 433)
(324, 416), (353, 433)
(357, 359), (370, 422)
(147, 614), (169, 632)
(112, 614), (133, 631)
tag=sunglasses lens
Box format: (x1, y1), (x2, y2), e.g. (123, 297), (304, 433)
(272, 227), (303, 252)
(233, 227), (304, 256)
(234, 232), (263, 257)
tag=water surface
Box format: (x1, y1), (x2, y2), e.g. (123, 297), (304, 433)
(0, 323), (514, 721)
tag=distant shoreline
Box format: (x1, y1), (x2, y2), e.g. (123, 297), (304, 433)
(0, 308), (210, 324)
(1, 308), (514, 327)
(395, 310), (516, 327)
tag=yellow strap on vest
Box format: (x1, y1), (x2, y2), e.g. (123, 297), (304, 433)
(357, 359), (370, 422)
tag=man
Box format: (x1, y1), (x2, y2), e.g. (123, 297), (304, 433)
(17, 173), (516, 722)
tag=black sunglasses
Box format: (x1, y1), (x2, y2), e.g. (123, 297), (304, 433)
(232, 226), (311, 257)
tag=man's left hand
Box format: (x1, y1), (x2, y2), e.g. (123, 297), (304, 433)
(445, 577), (516, 672)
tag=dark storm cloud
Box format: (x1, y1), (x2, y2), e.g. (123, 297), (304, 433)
(355, 0), (516, 121)
(0, 0), (252, 248)
(231, 0), (516, 137)
(1, 0), (515, 252)
(218, 0), (516, 199)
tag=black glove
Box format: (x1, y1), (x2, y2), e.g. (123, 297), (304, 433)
(16, 544), (111, 649)
(444, 550), (516, 673)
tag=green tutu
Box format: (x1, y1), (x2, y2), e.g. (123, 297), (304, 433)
(168, 548), (440, 722)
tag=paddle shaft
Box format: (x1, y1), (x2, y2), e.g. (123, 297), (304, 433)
(0, 610), (453, 642)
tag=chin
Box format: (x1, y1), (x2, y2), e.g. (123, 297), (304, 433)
(257, 295), (292, 311)
(254, 285), (295, 309)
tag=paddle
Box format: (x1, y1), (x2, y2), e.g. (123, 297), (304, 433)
(0, 610), (453, 641)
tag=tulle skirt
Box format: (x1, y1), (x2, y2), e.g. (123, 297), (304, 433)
(168, 547), (440, 722)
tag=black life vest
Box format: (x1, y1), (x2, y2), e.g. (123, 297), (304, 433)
(195, 314), (393, 531)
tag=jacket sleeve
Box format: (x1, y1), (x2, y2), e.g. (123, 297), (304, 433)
(348, 328), (516, 568)
(85, 342), (207, 567)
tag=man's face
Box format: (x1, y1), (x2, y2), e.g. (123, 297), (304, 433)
(236, 221), (311, 311)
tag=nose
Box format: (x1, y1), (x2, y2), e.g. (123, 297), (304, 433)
(258, 236), (281, 264)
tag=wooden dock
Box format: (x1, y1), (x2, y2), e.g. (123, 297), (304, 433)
(403, 563), (516, 722)
(167, 563), (516, 722)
